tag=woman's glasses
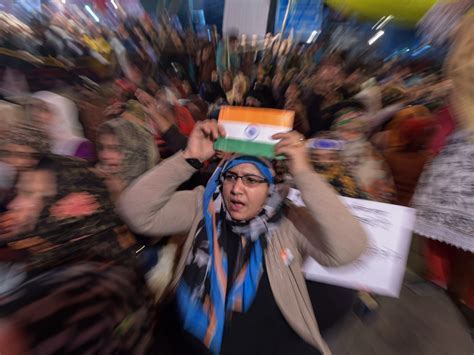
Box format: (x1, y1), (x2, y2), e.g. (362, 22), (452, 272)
(222, 172), (268, 187)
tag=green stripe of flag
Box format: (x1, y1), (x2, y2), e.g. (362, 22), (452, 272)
(214, 137), (278, 158)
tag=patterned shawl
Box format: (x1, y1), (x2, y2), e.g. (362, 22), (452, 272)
(98, 118), (159, 185)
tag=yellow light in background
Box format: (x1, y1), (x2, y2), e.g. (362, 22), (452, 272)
(325, 0), (437, 26)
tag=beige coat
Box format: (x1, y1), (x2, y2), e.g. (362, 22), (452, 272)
(118, 152), (368, 355)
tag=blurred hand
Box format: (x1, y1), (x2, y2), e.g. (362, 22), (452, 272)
(183, 120), (226, 163)
(103, 102), (124, 117)
(135, 88), (159, 116)
(0, 212), (17, 238)
(135, 89), (173, 132)
(273, 131), (312, 175)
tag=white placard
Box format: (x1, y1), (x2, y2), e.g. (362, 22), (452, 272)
(287, 189), (416, 298)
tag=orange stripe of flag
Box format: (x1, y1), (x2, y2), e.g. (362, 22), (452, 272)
(219, 106), (294, 127)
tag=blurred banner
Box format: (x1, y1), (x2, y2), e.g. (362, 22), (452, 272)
(222, 0), (271, 37)
(288, 189), (416, 298)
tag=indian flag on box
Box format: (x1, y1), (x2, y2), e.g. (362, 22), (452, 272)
(214, 106), (294, 158)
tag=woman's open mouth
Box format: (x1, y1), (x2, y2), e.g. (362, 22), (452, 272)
(229, 200), (245, 211)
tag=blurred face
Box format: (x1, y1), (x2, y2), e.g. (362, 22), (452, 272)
(31, 102), (53, 130)
(272, 73), (283, 90)
(222, 73), (233, 92)
(285, 84), (299, 101)
(2, 144), (37, 172)
(6, 169), (56, 234)
(126, 65), (143, 86)
(211, 70), (218, 82)
(257, 66), (265, 82)
(98, 134), (124, 174)
(222, 163), (269, 221)
(334, 111), (364, 141)
(246, 97), (261, 107)
(312, 149), (340, 165)
(183, 81), (192, 97)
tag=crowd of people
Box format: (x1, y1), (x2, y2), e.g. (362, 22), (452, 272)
(0, 4), (472, 354)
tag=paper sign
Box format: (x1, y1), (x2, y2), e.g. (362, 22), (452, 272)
(287, 189), (416, 298)
(214, 106), (294, 158)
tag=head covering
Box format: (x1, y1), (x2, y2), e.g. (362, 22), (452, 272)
(177, 155), (284, 353)
(98, 118), (159, 184)
(330, 107), (396, 202)
(2, 123), (50, 155)
(32, 91), (87, 156)
(1, 155), (137, 274)
(398, 116), (436, 149)
(387, 105), (431, 149)
(124, 99), (147, 123)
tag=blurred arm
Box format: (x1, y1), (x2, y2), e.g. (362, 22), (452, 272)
(117, 152), (202, 237)
(290, 171), (368, 266)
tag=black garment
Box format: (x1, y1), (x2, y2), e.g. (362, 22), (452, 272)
(199, 81), (226, 103)
(161, 125), (188, 157)
(154, 222), (321, 355)
(247, 81), (275, 108)
(306, 281), (356, 334)
(305, 93), (330, 136)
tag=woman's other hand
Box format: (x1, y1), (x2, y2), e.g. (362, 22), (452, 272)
(273, 131), (312, 175)
(135, 89), (173, 132)
(182, 120), (226, 162)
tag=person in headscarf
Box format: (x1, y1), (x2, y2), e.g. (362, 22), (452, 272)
(118, 120), (367, 355)
(135, 88), (193, 159)
(330, 102), (396, 202)
(382, 115), (437, 206)
(0, 155), (155, 354)
(384, 105), (432, 151)
(0, 123), (50, 208)
(1, 124), (49, 174)
(31, 91), (95, 161)
(411, 12), (474, 318)
(96, 117), (159, 202)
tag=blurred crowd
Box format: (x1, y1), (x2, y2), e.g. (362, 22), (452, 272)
(0, 4), (472, 354)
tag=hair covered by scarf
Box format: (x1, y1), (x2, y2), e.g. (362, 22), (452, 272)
(2, 123), (50, 155)
(176, 155), (284, 353)
(98, 118), (159, 184)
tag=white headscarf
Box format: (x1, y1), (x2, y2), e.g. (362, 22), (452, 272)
(33, 91), (87, 156)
